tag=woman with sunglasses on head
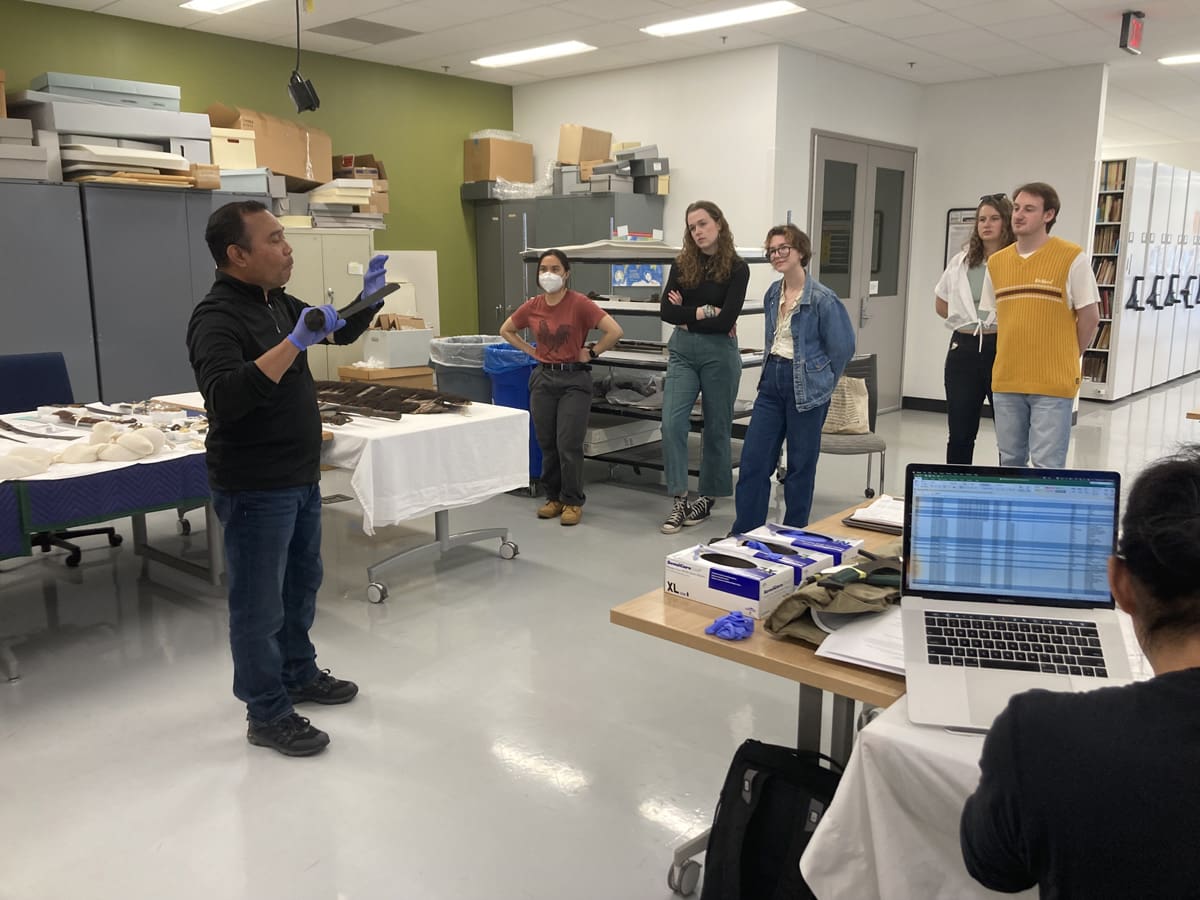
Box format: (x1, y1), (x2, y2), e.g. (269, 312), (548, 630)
(729, 224), (855, 534)
(658, 201), (750, 534)
(935, 193), (1014, 464)
(500, 249), (623, 527)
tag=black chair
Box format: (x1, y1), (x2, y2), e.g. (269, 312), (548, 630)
(819, 354), (887, 498)
(0, 352), (122, 566)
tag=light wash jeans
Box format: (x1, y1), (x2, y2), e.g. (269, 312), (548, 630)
(991, 392), (1074, 468)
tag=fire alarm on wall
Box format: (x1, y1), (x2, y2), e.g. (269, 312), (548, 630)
(1120, 10), (1145, 55)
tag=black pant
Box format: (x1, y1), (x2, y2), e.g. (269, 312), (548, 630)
(529, 367), (593, 506)
(944, 331), (996, 465)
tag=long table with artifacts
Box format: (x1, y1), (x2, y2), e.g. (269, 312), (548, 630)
(155, 382), (530, 605)
(0, 401), (218, 582)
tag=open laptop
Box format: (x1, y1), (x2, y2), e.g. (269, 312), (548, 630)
(900, 463), (1133, 732)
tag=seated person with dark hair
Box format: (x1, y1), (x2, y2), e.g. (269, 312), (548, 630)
(960, 445), (1200, 899)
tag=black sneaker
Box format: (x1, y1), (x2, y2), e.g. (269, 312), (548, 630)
(247, 712), (330, 757)
(289, 669), (359, 705)
(661, 496), (689, 534)
(684, 495), (715, 526)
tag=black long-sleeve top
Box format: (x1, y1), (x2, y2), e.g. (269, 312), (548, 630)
(186, 270), (376, 492)
(659, 258), (750, 334)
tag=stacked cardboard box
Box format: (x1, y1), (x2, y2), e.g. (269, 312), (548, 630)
(207, 103), (331, 190)
(0, 116), (49, 180)
(463, 136), (533, 183)
(334, 153), (389, 214)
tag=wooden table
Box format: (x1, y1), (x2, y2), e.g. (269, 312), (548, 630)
(1188, 408), (1200, 421)
(610, 503), (906, 760)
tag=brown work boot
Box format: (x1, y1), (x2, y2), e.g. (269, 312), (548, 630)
(560, 505), (582, 526)
(537, 499), (564, 519)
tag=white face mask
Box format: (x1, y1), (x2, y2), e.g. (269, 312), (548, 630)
(538, 271), (565, 294)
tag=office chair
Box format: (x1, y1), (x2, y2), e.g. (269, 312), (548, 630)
(819, 354), (887, 498)
(0, 352), (123, 567)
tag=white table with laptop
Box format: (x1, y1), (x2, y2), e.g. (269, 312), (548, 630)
(801, 464), (1147, 900)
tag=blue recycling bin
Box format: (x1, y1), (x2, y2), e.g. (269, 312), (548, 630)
(483, 343), (542, 480)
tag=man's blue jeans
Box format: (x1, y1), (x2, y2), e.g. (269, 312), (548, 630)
(211, 484), (323, 725)
(991, 392), (1074, 468)
(732, 356), (829, 533)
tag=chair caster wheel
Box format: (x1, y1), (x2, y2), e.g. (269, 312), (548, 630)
(667, 859), (701, 896)
(109, 533), (124, 546)
(499, 541), (518, 560)
(65, 552), (81, 568)
(176, 518), (191, 536)
(366, 582), (388, 604)
(865, 488), (876, 498)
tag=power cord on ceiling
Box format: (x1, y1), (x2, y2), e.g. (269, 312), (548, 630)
(288, 0), (320, 112)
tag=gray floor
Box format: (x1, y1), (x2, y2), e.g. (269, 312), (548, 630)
(2, 374), (1197, 900)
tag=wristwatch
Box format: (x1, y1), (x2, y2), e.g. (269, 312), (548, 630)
(587, 347), (598, 360)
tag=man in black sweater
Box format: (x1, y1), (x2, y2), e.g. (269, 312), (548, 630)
(960, 446), (1200, 897)
(187, 200), (384, 756)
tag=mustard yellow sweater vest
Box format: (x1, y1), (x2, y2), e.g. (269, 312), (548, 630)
(988, 237), (1083, 398)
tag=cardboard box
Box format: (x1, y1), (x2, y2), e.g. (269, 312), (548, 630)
(207, 103), (332, 189)
(615, 143), (659, 161)
(170, 137), (211, 165)
(374, 313), (426, 330)
(612, 140), (641, 153)
(359, 193), (389, 214)
(712, 537), (833, 587)
(665, 544), (796, 619)
(363, 328), (434, 368)
(334, 153), (388, 180)
(0, 118), (32, 144)
(11, 96), (211, 141)
(210, 126), (256, 168)
(630, 157), (669, 177)
(216, 167), (270, 194)
(0, 144), (50, 180)
(579, 159), (605, 181)
(744, 524), (864, 565)
(30, 72), (181, 111)
(557, 124), (612, 165)
(589, 174), (634, 193)
(634, 174), (670, 196)
(338, 365), (435, 390)
(190, 163), (220, 190)
(463, 137), (533, 183)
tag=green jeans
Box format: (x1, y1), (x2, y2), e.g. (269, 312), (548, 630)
(661, 328), (742, 497)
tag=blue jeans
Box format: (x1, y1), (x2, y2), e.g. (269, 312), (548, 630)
(211, 484), (323, 724)
(991, 392), (1074, 468)
(661, 328), (742, 497)
(732, 355), (829, 533)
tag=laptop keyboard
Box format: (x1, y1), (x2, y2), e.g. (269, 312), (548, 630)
(924, 611), (1109, 678)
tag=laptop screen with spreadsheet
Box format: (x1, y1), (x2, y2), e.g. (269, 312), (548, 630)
(902, 465), (1120, 609)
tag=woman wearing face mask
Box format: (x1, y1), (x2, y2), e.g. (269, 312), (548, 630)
(658, 200), (750, 534)
(500, 249), (623, 527)
(935, 193), (1014, 464)
(730, 224), (855, 534)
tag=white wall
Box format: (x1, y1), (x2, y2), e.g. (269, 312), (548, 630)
(513, 45), (780, 250)
(902, 65), (1109, 403)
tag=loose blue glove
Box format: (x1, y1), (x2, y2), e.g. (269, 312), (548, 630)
(705, 611), (755, 641)
(364, 254), (389, 307)
(288, 304), (345, 350)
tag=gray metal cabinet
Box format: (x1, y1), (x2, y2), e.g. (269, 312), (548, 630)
(0, 179), (98, 399)
(185, 191), (263, 303)
(474, 200), (535, 334)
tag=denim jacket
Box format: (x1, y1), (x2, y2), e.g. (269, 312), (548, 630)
(762, 273), (856, 412)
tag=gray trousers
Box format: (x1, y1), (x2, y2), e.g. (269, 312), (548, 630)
(529, 366), (593, 506)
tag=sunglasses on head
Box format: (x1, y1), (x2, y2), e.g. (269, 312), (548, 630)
(980, 193), (1007, 204)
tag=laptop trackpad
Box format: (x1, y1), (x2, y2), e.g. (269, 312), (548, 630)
(966, 670), (1070, 728)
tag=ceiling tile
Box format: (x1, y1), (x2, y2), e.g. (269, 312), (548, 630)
(551, 0), (675, 18)
(759, 10), (854, 37)
(904, 27), (1029, 59)
(818, 0), (933, 27)
(870, 12), (975, 39)
(26, 0), (111, 8)
(186, 18), (292, 42)
(973, 53), (1065, 76)
(92, 0), (209, 27)
(950, 0), (1061, 27)
(985, 12), (1095, 41)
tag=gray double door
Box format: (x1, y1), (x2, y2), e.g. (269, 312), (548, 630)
(810, 133), (915, 412)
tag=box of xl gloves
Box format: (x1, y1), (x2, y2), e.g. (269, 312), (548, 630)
(665, 545), (795, 619)
(743, 524), (863, 565)
(711, 536), (833, 586)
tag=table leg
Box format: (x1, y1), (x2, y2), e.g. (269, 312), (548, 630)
(797, 683), (824, 753)
(830, 694), (856, 766)
(132, 503), (223, 586)
(365, 509), (513, 586)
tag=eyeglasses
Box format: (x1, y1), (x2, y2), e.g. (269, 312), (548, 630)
(979, 193), (1007, 204)
(766, 245), (794, 259)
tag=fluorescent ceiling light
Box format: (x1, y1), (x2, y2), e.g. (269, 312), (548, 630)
(179, 0), (269, 12)
(472, 41), (597, 68)
(1158, 53), (1200, 66)
(641, 1), (804, 37)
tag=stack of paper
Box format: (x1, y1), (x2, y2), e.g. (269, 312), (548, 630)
(814, 606), (906, 675)
(846, 494), (905, 534)
(308, 178), (373, 205)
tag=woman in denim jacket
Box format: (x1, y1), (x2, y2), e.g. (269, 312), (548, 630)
(731, 224), (856, 533)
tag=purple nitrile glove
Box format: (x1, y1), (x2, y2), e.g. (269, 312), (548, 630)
(288, 304), (345, 350)
(705, 611), (755, 641)
(364, 253), (389, 306)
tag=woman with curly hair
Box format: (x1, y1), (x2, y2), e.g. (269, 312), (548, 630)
(658, 200), (749, 534)
(935, 193), (1014, 464)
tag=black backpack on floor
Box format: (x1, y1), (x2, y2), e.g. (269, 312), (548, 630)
(700, 739), (844, 900)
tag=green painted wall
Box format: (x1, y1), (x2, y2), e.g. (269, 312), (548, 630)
(0, 0), (514, 335)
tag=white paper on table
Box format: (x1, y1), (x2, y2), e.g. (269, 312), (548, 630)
(814, 605), (906, 675)
(849, 494), (905, 529)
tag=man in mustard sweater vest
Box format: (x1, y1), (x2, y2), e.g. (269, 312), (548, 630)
(979, 182), (1100, 467)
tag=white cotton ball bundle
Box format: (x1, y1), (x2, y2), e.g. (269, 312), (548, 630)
(7, 445), (55, 467)
(58, 442), (102, 464)
(0, 454), (49, 479)
(97, 443), (140, 462)
(90, 421), (120, 445)
(138, 427), (166, 455)
(116, 431), (155, 457)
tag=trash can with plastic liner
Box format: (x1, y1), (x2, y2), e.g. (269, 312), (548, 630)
(484, 342), (541, 480)
(429, 335), (502, 403)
